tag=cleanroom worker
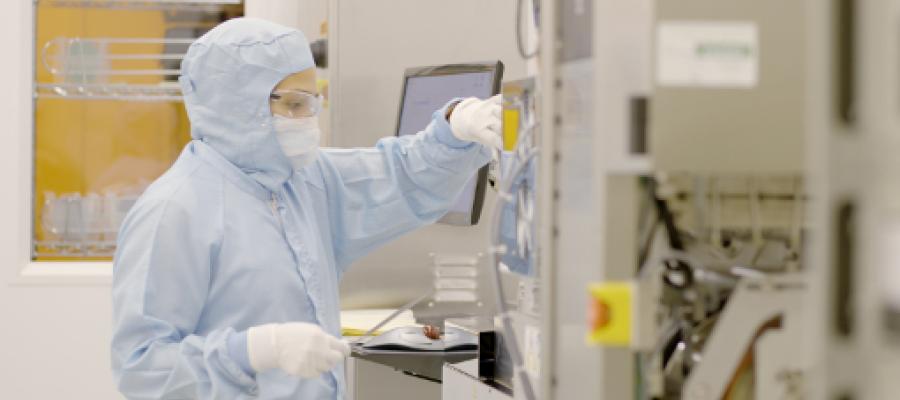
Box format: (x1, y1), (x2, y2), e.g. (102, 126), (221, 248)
(110, 18), (501, 399)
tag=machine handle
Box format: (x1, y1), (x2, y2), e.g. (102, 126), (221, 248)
(835, 0), (857, 126)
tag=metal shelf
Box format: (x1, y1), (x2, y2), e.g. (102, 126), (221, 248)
(38, 37), (192, 101)
(36, 82), (183, 101)
(41, 36), (193, 75)
(34, 241), (116, 258)
(41, 0), (240, 11)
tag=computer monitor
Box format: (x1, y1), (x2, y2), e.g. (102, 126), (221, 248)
(395, 61), (504, 225)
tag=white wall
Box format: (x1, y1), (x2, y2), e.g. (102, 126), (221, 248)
(245, 0), (328, 41)
(0, 2), (120, 399)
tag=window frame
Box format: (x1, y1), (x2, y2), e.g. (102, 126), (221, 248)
(15, 1), (243, 285)
(7, 2), (112, 285)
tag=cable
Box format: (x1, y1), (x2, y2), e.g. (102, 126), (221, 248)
(516, 0), (539, 59)
(647, 178), (684, 251)
(489, 148), (539, 400)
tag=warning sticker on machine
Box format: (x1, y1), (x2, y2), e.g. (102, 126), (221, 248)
(656, 21), (759, 88)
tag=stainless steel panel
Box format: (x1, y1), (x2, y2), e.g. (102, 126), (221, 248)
(346, 357), (441, 400)
(442, 361), (513, 400)
(650, 0), (807, 173)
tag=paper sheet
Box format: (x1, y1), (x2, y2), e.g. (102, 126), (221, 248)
(340, 309), (418, 336)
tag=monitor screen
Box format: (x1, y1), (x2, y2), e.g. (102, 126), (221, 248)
(397, 71), (495, 136)
(395, 63), (502, 225)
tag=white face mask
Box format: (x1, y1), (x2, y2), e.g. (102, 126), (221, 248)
(273, 115), (321, 170)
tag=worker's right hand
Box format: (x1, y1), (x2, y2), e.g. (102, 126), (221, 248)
(247, 322), (351, 378)
(449, 95), (502, 150)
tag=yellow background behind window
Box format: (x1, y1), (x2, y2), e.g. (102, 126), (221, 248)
(34, 5), (193, 260)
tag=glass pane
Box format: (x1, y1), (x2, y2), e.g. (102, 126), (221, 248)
(32, 2), (243, 260)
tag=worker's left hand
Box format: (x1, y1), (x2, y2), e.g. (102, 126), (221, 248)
(247, 322), (350, 378)
(449, 95), (502, 150)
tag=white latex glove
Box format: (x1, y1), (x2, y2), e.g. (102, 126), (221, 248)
(247, 322), (351, 378)
(449, 94), (502, 150)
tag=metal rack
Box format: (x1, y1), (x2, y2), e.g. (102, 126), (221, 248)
(35, 0), (241, 101)
(42, 0), (240, 12)
(38, 36), (194, 101)
(34, 190), (143, 258)
(35, 82), (183, 101)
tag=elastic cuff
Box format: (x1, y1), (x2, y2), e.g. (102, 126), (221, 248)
(247, 324), (279, 373)
(431, 99), (476, 149)
(227, 330), (255, 376)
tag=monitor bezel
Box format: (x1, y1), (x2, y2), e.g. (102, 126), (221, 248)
(394, 61), (504, 226)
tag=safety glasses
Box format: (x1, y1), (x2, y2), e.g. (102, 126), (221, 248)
(269, 89), (324, 119)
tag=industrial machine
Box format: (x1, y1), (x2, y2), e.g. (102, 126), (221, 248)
(262, 0), (900, 399)
(542, 0), (900, 399)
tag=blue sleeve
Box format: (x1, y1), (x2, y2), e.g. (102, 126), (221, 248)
(111, 180), (258, 400)
(318, 101), (492, 271)
(227, 331), (254, 376)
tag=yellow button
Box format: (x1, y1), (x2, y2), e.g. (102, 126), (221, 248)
(587, 282), (633, 346)
(502, 109), (520, 151)
(589, 297), (611, 331)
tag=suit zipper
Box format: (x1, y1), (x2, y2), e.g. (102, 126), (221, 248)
(270, 192), (285, 233)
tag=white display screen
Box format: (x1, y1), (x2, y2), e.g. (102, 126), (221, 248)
(398, 71), (495, 136)
(397, 71), (494, 214)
